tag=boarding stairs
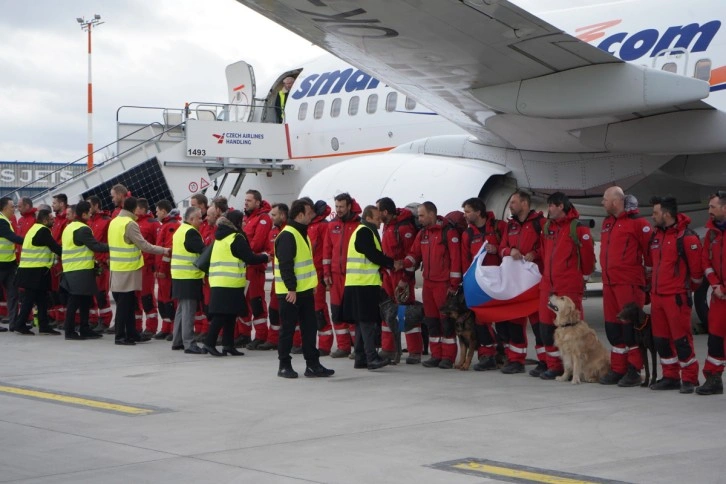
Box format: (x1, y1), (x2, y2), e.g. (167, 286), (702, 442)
(6, 101), (293, 210)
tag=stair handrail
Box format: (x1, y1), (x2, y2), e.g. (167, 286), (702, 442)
(5, 120), (183, 200)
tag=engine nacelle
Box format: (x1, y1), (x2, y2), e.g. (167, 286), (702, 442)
(299, 150), (514, 216)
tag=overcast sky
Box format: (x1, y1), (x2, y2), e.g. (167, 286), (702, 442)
(0, 0), (323, 163)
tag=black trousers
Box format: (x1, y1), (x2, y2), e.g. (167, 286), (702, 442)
(0, 267), (18, 325)
(354, 321), (378, 364)
(65, 294), (93, 334)
(14, 288), (49, 331)
(278, 291), (319, 367)
(112, 291), (138, 342)
(206, 314), (235, 348)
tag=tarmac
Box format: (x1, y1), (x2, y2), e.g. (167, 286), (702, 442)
(0, 295), (724, 484)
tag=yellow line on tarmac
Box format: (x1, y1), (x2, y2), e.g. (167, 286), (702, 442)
(452, 461), (600, 484)
(0, 385), (155, 415)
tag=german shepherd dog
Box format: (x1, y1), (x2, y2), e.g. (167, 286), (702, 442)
(617, 302), (657, 387)
(440, 291), (477, 370)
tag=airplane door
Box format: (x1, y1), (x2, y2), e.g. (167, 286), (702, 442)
(652, 48), (688, 76)
(225, 61), (256, 122)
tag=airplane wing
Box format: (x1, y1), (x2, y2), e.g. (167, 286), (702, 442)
(237, 0), (712, 152)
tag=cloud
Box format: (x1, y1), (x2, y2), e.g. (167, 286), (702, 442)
(0, 0), (323, 162)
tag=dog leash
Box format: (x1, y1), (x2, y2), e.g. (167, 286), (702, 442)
(635, 314), (650, 332)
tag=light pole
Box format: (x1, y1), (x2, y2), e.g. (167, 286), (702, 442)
(76, 14), (104, 171)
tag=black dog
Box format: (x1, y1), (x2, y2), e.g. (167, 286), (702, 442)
(618, 303), (657, 387)
(440, 291), (477, 370)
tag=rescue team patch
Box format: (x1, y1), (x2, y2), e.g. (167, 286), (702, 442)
(260, 220), (267, 224)
(583, 234), (591, 240)
(643, 226), (651, 232)
(405, 233), (412, 238)
(452, 237), (459, 243)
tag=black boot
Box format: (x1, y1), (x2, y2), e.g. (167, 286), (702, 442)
(203, 344), (225, 357)
(223, 346), (244, 356)
(617, 366), (643, 387)
(278, 363), (298, 379)
(599, 369), (625, 385)
(696, 373), (724, 395)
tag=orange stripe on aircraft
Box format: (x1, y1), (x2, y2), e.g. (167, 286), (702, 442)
(575, 20), (622, 43)
(289, 146), (394, 160)
(709, 66), (726, 86)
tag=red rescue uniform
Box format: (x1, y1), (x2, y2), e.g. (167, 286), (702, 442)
(539, 208), (595, 373)
(323, 201), (362, 353)
(380, 208), (422, 355)
(498, 210), (545, 365)
(461, 213), (507, 360)
(648, 214), (703, 385)
(403, 216), (462, 363)
(702, 219), (726, 377)
(600, 208), (652, 374)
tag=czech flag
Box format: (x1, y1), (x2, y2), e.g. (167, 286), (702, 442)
(463, 243), (541, 322)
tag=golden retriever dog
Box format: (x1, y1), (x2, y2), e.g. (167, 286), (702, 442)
(548, 295), (610, 384)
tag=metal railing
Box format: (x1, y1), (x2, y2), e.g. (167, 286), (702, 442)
(5, 120), (182, 201)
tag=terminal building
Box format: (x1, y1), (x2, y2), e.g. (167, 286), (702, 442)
(0, 162), (87, 200)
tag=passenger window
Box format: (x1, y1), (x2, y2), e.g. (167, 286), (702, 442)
(366, 94), (378, 114)
(298, 102), (308, 121)
(314, 100), (324, 120)
(385, 92), (398, 112)
(695, 59), (712, 81)
(348, 96), (359, 116)
(405, 96), (416, 110)
(331, 98), (341, 118)
(661, 63), (677, 73)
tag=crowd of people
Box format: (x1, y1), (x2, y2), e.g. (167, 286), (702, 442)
(0, 185), (724, 394)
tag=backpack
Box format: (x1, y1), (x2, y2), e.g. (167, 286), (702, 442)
(442, 210), (467, 246)
(543, 218), (583, 270)
(649, 227), (700, 283)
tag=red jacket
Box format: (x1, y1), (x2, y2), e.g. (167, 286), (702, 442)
(461, 212), (507, 269)
(16, 208), (37, 238)
(155, 213), (181, 276)
(137, 212), (161, 267)
(323, 200), (362, 276)
(540, 208), (596, 294)
(199, 217), (215, 246)
(600, 209), (651, 286)
(51, 211), (69, 244)
(244, 201), (272, 268)
(308, 204), (331, 272)
(703, 219), (726, 292)
(404, 216), (462, 287)
(499, 210), (545, 272)
(381, 208), (418, 293)
(89, 211), (111, 264)
(648, 213), (704, 295)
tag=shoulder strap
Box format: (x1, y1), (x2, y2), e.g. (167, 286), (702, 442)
(676, 228), (698, 279)
(532, 216), (542, 235)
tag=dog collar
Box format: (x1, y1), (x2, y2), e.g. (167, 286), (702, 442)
(559, 321), (580, 327)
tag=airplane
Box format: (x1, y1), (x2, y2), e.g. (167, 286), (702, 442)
(223, 0), (726, 326)
(230, 0), (726, 228)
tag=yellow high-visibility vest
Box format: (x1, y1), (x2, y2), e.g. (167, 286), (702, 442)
(19, 223), (53, 269)
(108, 216), (143, 272)
(62, 221), (94, 272)
(345, 224), (382, 287)
(274, 225), (316, 292)
(209, 233), (247, 288)
(0, 213), (16, 262)
(278, 91), (287, 121)
(171, 223), (204, 280)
